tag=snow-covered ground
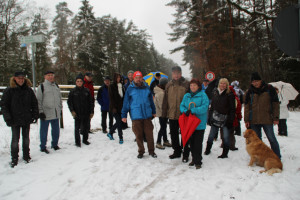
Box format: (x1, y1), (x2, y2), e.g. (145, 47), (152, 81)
(0, 102), (300, 200)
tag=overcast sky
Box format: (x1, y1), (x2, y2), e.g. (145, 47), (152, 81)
(34, 0), (191, 78)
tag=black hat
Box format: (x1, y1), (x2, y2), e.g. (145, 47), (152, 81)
(203, 79), (209, 82)
(44, 70), (54, 75)
(251, 72), (262, 81)
(14, 71), (25, 77)
(76, 74), (84, 82)
(172, 66), (182, 72)
(104, 76), (111, 81)
(159, 77), (168, 86)
(155, 72), (161, 77)
(85, 72), (93, 77)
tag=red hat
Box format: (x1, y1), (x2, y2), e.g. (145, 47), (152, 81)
(133, 71), (142, 79)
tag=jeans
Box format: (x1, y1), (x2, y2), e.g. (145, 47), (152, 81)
(40, 119), (60, 150)
(251, 124), (281, 159)
(101, 111), (113, 131)
(208, 125), (230, 148)
(110, 113), (123, 139)
(157, 117), (168, 144)
(11, 125), (30, 160)
(75, 116), (89, 144)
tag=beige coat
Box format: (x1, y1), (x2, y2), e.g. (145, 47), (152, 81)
(153, 86), (165, 117)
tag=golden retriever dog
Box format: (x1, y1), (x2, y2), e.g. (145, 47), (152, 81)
(244, 129), (283, 175)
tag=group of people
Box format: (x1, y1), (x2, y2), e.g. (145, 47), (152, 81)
(1, 67), (287, 169)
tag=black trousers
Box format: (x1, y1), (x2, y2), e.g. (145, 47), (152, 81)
(169, 119), (182, 155)
(157, 117), (168, 144)
(278, 119), (287, 136)
(75, 117), (89, 144)
(183, 130), (204, 164)
(110, 113), (123, 139)
(101, 111), (113, 131)
(11, 124), (30, 160)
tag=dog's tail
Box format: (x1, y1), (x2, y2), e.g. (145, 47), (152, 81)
(267, 168), (282, 175)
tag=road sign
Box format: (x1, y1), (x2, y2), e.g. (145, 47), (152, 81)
(20, 35), (45, 44)
(205, 71), (215, 81)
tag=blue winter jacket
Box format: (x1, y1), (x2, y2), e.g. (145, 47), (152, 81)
(121, 82), (156, 120)
(97, 84), (110, 111)
(180, 90), (209, 130)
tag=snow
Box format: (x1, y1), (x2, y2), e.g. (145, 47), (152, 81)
(0, 102), (300, 200)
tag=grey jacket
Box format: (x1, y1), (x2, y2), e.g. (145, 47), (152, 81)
(37, 80), (62, 120)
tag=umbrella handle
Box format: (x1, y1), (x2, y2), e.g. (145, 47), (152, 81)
(188, 102), (196, 110)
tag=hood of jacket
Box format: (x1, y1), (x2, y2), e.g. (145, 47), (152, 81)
(9, 77), (32, 88)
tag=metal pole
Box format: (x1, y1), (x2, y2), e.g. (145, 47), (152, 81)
(31, 43), (36, 92)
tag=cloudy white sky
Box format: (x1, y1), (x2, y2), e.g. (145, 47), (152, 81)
(34, 0), (191, 78)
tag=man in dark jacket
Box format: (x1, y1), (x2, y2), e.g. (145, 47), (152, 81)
(244, 72), (281, 159)
(97, 76), (113, 133)
(150, 72), (161, 95)
(68, 74), (94, 147)
(84, 72), (95, 133)
(0, 72), (39, 167)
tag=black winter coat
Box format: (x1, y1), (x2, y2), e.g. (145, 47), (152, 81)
(109, 83), (125, 114)
(0, 77), (39, 126)
(209, 88), (236, 124)
(67, 86), (94, 118)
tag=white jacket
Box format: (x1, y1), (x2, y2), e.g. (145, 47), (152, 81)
(278, 94), (289, 119)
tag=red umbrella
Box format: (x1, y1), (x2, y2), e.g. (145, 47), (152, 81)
(179, 102), (201, 147)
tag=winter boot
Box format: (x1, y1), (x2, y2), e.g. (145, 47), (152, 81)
(204, 142), (213, 155)
(10, 159), (18, 168)
(23, 156), (31, 163)
(163, 141), (172, 147)
(156, 143), (165, 150)
(218, 146), (229, 159)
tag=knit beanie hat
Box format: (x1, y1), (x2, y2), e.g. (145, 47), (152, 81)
(159, 77), (168, 86)
(76, 74), (84, 82)
(133, 71), (142, 79)
(251, 72), (261, 81)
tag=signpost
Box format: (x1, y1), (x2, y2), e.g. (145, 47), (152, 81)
(205, 71), (215, 81)
(20, 35), (45, 92)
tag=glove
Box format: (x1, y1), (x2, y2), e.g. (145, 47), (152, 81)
(90, 113), (94, 119)
(6, 120), (13, 127)
(226, 121), (233, 129)
(39, 113), (46, 120)
(71, 111), (76, 119)
(185, 110), (191, 116)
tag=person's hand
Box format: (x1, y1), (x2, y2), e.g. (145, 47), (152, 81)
(90, 113), (94, 119)
(71, 111), (77, 119)
(31, 118), (38, 123)
(245, 122), (250, 128)
(273, 120), (279, 125)
(122, 118), (127, 123)
(186, 110), (191, 116)
(39, 113), (46, 120)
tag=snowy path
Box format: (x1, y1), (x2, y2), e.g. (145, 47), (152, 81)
(0, 102), (300, 200)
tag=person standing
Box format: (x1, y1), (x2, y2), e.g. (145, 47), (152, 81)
(150, 72), (161, 95)
(202, 79), (209, 91)
(244, 72), (281, 159)
(162, 66), (189, 159)
(180, 78), (209, 169)
(122, 71), (157, 158)
(97, 76), (113, 133)
(1, 72), (39, 167)
(124, 70), (134, 90)
(275, 87), (289, 136)
(153, 77), (172, 149)
(204, 78), (235, 158)
(36, 71), (62, 154)
(108, 73), (125, 144)
(67, 74), (94, 147)
(84, 72), (95, 133)
(231, 80), (244, 136)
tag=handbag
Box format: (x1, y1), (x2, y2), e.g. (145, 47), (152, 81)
(211, 110), (227, 127)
